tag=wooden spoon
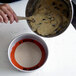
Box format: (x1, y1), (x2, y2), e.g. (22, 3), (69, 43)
(17, 16), (35, 22)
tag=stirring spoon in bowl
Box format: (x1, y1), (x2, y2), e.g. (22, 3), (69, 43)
(17, 16), (35, 22)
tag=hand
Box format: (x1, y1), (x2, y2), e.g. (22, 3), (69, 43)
(0, 4), (18, 24)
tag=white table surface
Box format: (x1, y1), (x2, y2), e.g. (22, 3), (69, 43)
(0, 0), (76, 76)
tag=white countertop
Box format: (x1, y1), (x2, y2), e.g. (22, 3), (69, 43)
(0, 0), (76, 76)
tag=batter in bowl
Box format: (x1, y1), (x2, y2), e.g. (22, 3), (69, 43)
(27, 0), (72, 37)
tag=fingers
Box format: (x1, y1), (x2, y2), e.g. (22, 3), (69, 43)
(0, 10), (8, 23)
(5, 4), (18, 22)
(0, 4), (18, 24)
(1, 7), (13, 23)
(0, 15), (3, 23)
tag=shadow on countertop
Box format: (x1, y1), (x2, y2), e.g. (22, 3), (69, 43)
(0, 0), (21, 3)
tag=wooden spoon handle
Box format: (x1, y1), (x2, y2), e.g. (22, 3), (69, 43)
(17, 16), (31, 20)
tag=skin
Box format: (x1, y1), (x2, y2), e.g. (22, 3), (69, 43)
(0, 4), (18, 24)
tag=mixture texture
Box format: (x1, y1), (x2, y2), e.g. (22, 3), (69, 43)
(28, 0), (71, 36)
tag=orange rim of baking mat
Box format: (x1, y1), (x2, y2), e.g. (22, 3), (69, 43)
(10, 39), (46, 71)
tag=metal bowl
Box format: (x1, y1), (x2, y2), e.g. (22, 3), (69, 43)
(26, 0), (73, 37)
